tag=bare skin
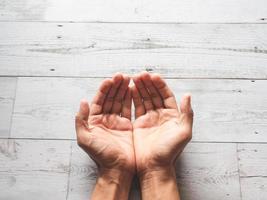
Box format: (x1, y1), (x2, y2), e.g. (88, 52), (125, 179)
(75, 72), (193, 200)
(75, 73), (135, 200)
(132, 72), (193, 200)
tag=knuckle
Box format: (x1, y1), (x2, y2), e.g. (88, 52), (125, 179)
(180, 129), (192, 142)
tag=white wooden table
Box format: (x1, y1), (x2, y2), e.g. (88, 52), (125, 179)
(0, 1), (267, 199)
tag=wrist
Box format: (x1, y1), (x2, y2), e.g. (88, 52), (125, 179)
(137, 161), (176, 178)
(138, 166), (180, 200)
(91, 168), (134, 200)
(139, 165), (176, 184)
(98, 168), (134, 184)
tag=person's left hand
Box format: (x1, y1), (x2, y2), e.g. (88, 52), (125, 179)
(131, 72), (193, 175)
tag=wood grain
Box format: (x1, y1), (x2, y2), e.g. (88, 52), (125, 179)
(241, 177), (267, 200)
(10, 77), (89, 139)
(0, 78), (17, 137)
(11, 77), (267, 142)
(0, 139), (71, 200)
(238, 144), (267, 177)
(0, 0), (266, 22)
(176, 143), (240, 200)
(68, 142), (240, 200)
(238, 144), (267, 200)
(0, 22), (267, 78)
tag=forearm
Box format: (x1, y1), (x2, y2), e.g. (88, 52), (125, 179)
(139, 166), (180, 200)
(91, 168), (133, 200)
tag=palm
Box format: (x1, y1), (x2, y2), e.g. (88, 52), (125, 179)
(86, 114), (134, 169)
(132, 73), (193, 173)
(75, 74), (135, 172)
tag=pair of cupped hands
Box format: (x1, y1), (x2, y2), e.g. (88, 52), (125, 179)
(75, 72), (193, 199)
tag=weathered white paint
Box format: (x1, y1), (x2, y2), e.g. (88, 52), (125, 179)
(0, 23), (267, 78)
(241, 177), (267, 200)
(238, 144), (267, 200)
(0, 0), (266, 22)
(0, 139), (71, 200)
(238, 144), (267, 177)
(0, 78), (17, 137)
(176, 143), (240, 200)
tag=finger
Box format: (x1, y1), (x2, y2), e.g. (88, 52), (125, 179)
(131, 85), (145, 118)
(133, 74), (154, 111)
(111, 74), (130, 114)
(75, 99), (90, 135)
(151, 74), (178, 110)
(141, 72), (163, 109)
(103, 73), (123, 113)
(121, 87), (132, 120)
(90, 78), (112, 115)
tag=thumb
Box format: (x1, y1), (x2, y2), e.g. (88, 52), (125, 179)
(180, 93), (193, 114)
(180, 93), (194, 124)
(75, 99), (90, 134)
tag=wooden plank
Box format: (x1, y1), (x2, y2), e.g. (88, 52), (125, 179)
(0, 78), (17, 138)
(238, 144), (267, 200)
(238, 144), (267, 177)
(68, 142), (240, 200)
(11, 77), (88, 139)
(0, 139), (71, 200)
(0, 22), (267, 78)
(241, 177), (267, 200)
(11, 77), (267, 142)
(176, 143), (240, 200)
(0, 0), (266, 22)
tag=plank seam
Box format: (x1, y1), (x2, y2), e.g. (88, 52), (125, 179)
(0, 75), (264, 81)
(236, 143), (243, 200)
(240, 175), (267, 178)
(0, 20), (266, 24)
(8, 77), (18, 139)
(2, 138), (267, 144)
(65, 142), (73, 200)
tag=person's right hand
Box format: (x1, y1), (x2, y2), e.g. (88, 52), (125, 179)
(75, 73), (135, 200)
(132, 72), (194, 176)
(75, 73), (135, 175)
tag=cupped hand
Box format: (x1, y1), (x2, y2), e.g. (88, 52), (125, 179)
(132, 72), (193, 175)
(75, 73), (135, 174)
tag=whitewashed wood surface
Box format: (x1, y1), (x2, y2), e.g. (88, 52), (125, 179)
(0, 22), (266, 78)
(0, 0), (267, 22)
(238, 144), (267, 200)
(0, 0), (267, 199)
(0, 78), (16, 138)
(0, 139), (71, 200)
